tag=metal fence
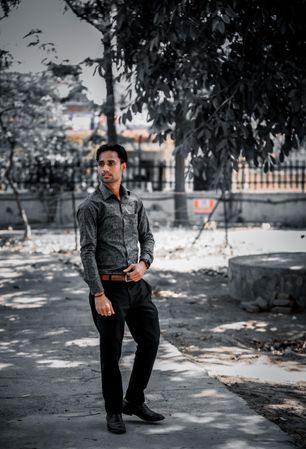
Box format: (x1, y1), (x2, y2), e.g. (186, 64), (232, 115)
(0, 158), (305, 193)
(232, 160), (306, 193)
(0, 159), (182, 192)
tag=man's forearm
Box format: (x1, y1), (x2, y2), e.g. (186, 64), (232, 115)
(80, 245), (103, 295)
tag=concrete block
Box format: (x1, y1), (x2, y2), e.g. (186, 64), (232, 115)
(254, 296), (269, 311)
(276, 292), (293, 300)
(229, 253), (306, 312)
(240, 302), (260, 313)
(272, 298), (294, 307)
(271, 306), (293, 314)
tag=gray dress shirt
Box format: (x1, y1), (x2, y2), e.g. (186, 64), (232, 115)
(77, 183), (154, 295)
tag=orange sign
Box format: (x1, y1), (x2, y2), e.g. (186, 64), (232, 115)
(193, 198), (216, 214)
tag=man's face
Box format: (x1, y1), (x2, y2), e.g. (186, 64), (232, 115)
(98, 150), (126, 185)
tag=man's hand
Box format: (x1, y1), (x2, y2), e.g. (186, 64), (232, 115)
(94, 292), (115, 317)
(123, 261), (147, 282)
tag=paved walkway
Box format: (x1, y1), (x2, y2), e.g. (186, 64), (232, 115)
(0, 251), (295, 449)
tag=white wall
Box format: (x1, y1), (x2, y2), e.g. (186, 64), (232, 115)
(1, 191), (305, 228)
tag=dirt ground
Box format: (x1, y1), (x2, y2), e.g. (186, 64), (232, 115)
(1, 229), (305, 447)
(149, 267), (306, 449)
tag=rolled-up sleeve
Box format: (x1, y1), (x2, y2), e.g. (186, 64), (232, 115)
(137, 198), (154, 268)
(77, 203), (103, 295)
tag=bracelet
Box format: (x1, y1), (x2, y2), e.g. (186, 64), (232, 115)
(95, 292), (104, 298)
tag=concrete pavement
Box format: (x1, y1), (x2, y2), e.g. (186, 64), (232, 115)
(0, 251), (295, 449)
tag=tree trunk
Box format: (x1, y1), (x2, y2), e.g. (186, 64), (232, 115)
(102, 17), (117, 144)
(62, 1), (117, 144)
(4, 143), (31, 240)
(9, 180), (32, 241)
(174, 111), (189, 227)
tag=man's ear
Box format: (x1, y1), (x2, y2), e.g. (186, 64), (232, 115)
(121, 162), (127, 173)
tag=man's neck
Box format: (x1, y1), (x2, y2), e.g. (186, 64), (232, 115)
(103, 181), (121, 199)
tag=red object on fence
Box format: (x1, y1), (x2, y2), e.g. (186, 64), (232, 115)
(193, 198), (216, 214)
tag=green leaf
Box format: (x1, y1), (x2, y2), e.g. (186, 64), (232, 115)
(126, 109), (132, 122)
(265, 138), (273, 153)
(23, 29), (42, 39)
(161, 84), (171, 98)
(264, 161), (269, 173)
(270, 154), (276, 164)
(221, 14), (230, 24)
(217, 21), (225, 34)
(225, 6), (236, 18)
(216, 138), (227, 151)
(292, 135), (298, 149)
(212, 18), (219, 31)
(27, 40), (39, 47)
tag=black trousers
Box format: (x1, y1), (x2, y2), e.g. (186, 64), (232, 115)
(89, 279), (160, 414)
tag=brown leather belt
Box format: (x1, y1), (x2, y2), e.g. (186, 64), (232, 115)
(100, 274), (132, 282)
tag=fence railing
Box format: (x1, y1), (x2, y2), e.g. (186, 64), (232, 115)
(0, 158), (305, 193)
(0, 159), (188, 193)
(231, 160), (306, 193)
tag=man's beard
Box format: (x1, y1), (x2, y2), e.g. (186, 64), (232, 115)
(101, 174), (113, 183)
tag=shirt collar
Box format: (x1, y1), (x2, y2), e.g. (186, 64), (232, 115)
(120, 184), (130, 199)
(98, 182), (130, 200)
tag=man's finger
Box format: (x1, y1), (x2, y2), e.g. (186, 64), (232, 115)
(95, 296), (115, 316)
(103, 300), (115, 315)
(123, 264), (135, 273)
(108, 303), (115, 314)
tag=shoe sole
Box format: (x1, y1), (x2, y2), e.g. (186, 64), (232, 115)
(122, 410), (164, 422)
(107, 425), (126, 434)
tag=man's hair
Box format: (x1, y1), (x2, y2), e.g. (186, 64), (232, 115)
(96, 144), (128, 164)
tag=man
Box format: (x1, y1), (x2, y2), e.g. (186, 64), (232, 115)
(77, 143), (164, 434)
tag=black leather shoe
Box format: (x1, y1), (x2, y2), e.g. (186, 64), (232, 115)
(123, 399), (165, 422)
(106, 413), (126, 434)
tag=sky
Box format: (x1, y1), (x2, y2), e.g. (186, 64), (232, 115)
(0, 0), (108, 103)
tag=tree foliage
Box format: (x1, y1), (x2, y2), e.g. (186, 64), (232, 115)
(0, 70), (82, 160)
(54, 0), (306, 224)
(0, 1), (21, 67)
(0, 66), (84, 238)
(113, 0), (306, 172)
(3, 1), (306, 172)
(0, 0), (20, 20)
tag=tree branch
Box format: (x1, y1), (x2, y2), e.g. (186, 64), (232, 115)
(63, 0), (105, 33)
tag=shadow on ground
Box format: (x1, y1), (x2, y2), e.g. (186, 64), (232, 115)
(0, 252), (299, 449)
(151, 268), (306, 449)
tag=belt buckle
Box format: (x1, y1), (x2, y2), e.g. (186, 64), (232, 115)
(125, 274), (132, 282)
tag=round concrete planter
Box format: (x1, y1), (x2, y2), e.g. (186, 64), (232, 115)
(228, 252), (306, 311)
